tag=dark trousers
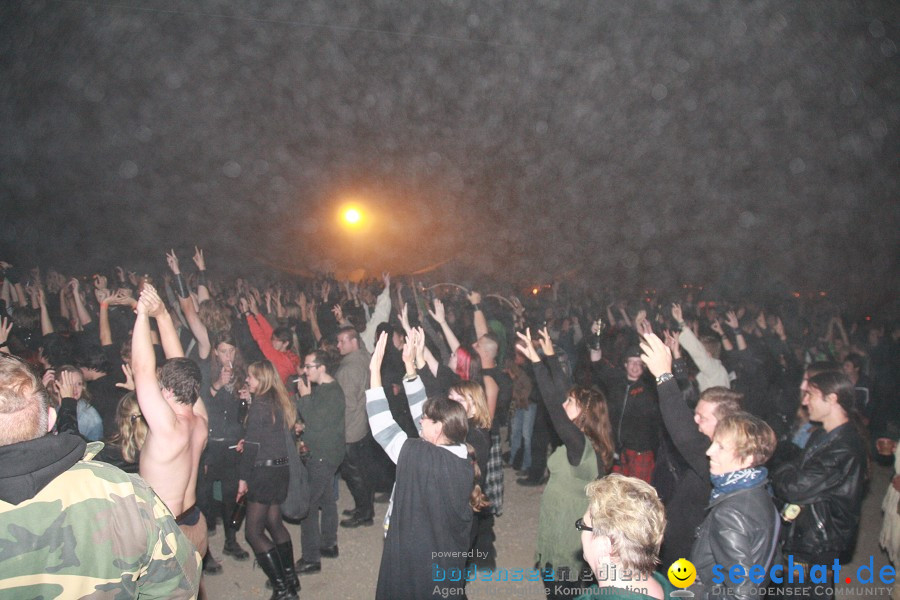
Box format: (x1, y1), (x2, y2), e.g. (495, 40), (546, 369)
(197, 441), (241, 542)
(340, 433), (375, 519)
(526, 400), (553, 482)
(300, 458), (339, 562)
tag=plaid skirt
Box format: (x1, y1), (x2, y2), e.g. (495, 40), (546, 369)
(484, 432), (504, 516)
(612, 448), (655, 483)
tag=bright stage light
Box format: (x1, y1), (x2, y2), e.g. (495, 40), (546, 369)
(344, 208), (361, 224)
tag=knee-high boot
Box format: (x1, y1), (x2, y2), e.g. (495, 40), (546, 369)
(275, 541), (300, 594)
(255, 549), (298, 600)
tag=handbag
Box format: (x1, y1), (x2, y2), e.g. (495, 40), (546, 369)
(280, 427), (311, 522)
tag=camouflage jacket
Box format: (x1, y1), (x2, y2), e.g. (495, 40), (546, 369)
(0, 433), (201, 599)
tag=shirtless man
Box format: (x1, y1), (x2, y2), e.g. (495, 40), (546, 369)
(133, 283), (209, 556)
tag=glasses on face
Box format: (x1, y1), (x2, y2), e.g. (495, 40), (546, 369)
(575, 517), (593, 532)
(303, 363), (320, 370)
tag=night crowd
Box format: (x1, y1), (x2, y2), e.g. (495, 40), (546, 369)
(0, 252), (898, 600)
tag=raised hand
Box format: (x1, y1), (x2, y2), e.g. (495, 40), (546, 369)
(93, 274), (108, 291)
(401, 329), (417, 371)
(663, 329), (681, 359)
(467, 290), (482, 306)
(515, 328), (541, 363)
(332, 303), (344, 323)
(115, 364), (135, 391)
(192, 246), (205, 270)
(398, 302), (411, 334)
(138, 283), (165, 318)
(95, 287), (112, 305)
(671, 303), (683, 324)
(57, 369), (78, 399)
(369, 331), (389, 388)
(537, 326), (555, 356)
(413, 326), (426, 366)
(710, 319), (725, 336)
(640, 333), (673, 378)
(725, 310), (740, 330)
(382, 272), (391, 289)
(166, 249), (180, 274)
(428, 298), (446, 324)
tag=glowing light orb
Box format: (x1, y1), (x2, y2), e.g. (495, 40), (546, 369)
(344, 208), (362, 224)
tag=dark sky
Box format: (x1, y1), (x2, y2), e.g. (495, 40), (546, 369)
(1, 1), (898, 308)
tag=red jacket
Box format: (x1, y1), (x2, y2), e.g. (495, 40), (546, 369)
(247, 313), (300, 384)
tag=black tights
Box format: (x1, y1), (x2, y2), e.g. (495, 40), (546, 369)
(244, 501), (291, 555)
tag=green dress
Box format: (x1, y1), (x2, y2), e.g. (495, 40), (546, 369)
(573, 571), (676, 600)
(535, 434), (599, 573)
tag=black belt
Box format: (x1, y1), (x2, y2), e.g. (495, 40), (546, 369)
(255, 457), (288, 467)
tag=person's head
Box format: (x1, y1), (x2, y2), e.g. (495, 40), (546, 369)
(450, 346), (482, 382)
(803, 371), (855, 431)
(841, 353), (864, 384)
(801, 361), (841, 393)
(449, 380), (492, 429)
(111, 392), (147, 463)
(336, 326), (361, 356)
(473, 332), (499, 365)
(0, 355), (56, 445)
(304, 347), (340, 382)
(623, 347), (644, 381)
(581, 474), (665, 578)
(58, 364), (87, 401)
(76, 348), (112, 380)
(212, 332), (238, 367)
(700, 334), (723, 360)
(566, 386), (615, 471)
(159, 358), (202, 405)
(693, 387), (743, 439)
(420, 396), (469, 446)
(246, 361), (297, 425)
(198, 299), (232, 336)
(271, 326), (293, 352)
(707, 412), (776, 475)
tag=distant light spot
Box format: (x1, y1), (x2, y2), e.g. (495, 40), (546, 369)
(118, 161), (138, 179)
(222, 161), (241, 178)
(165, 73), (183, 89)
(868, 119), (887, 139)
(730, 20), (747, 37)
(868, 19), (885, 38)
(253, 159), (270, 175)
(622, 251), (639, 269)
(651, 84), (668, 100)
(739, 211), (757, 228)
(839, 85), (857, 106)
(789, 158), (806, 174)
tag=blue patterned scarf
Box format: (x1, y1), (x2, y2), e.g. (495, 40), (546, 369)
(710, 466), (767, 502)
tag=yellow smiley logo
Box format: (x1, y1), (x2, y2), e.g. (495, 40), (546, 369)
(667, 558), (697, 588)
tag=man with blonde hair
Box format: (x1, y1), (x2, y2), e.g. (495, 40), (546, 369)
(575, 474), (673, 599)
(0, 355), (200, 598)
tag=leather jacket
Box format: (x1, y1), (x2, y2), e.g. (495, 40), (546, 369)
(771, 423), (867, 563)
(691, 482), (780, 600)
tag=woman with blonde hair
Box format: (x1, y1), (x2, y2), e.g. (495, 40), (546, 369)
(94, 392), (146, 473)
(449, 380), (496, 567)
(517, 328), (615, 600)
(575, 474), (673, 600)
(237, 360), (299, 600)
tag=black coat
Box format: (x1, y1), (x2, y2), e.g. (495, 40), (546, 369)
(691, 482), (780, 600)
(771, 423), (867, 563)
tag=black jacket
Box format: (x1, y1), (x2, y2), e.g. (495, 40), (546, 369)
(771, 423), (867, 563)
(691, 481), (780, 600)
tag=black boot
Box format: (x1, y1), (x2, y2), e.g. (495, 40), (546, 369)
(255, 550), (299, 600)
(275, 541), (300, 594)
